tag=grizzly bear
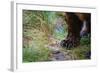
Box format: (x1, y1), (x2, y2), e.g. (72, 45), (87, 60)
(60, 12), (91, 48)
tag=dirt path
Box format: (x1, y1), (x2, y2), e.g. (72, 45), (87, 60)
(51, 51), (73, 61)
(46, 43), (75, 61)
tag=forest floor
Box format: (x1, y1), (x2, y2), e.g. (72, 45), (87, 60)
(23, 29), (91, 62)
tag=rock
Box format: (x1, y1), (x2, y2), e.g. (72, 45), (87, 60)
(51, 51), (65, 61)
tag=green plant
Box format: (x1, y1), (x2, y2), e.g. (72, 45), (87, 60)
(23, 47), (51, 62)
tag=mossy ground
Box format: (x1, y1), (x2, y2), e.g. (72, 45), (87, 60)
(23, 29), (91, 62)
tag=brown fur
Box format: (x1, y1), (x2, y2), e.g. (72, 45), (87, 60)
(60, 12), (91, 48)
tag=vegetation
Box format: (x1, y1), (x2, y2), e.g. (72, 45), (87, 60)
(22, 10), (91, 62)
